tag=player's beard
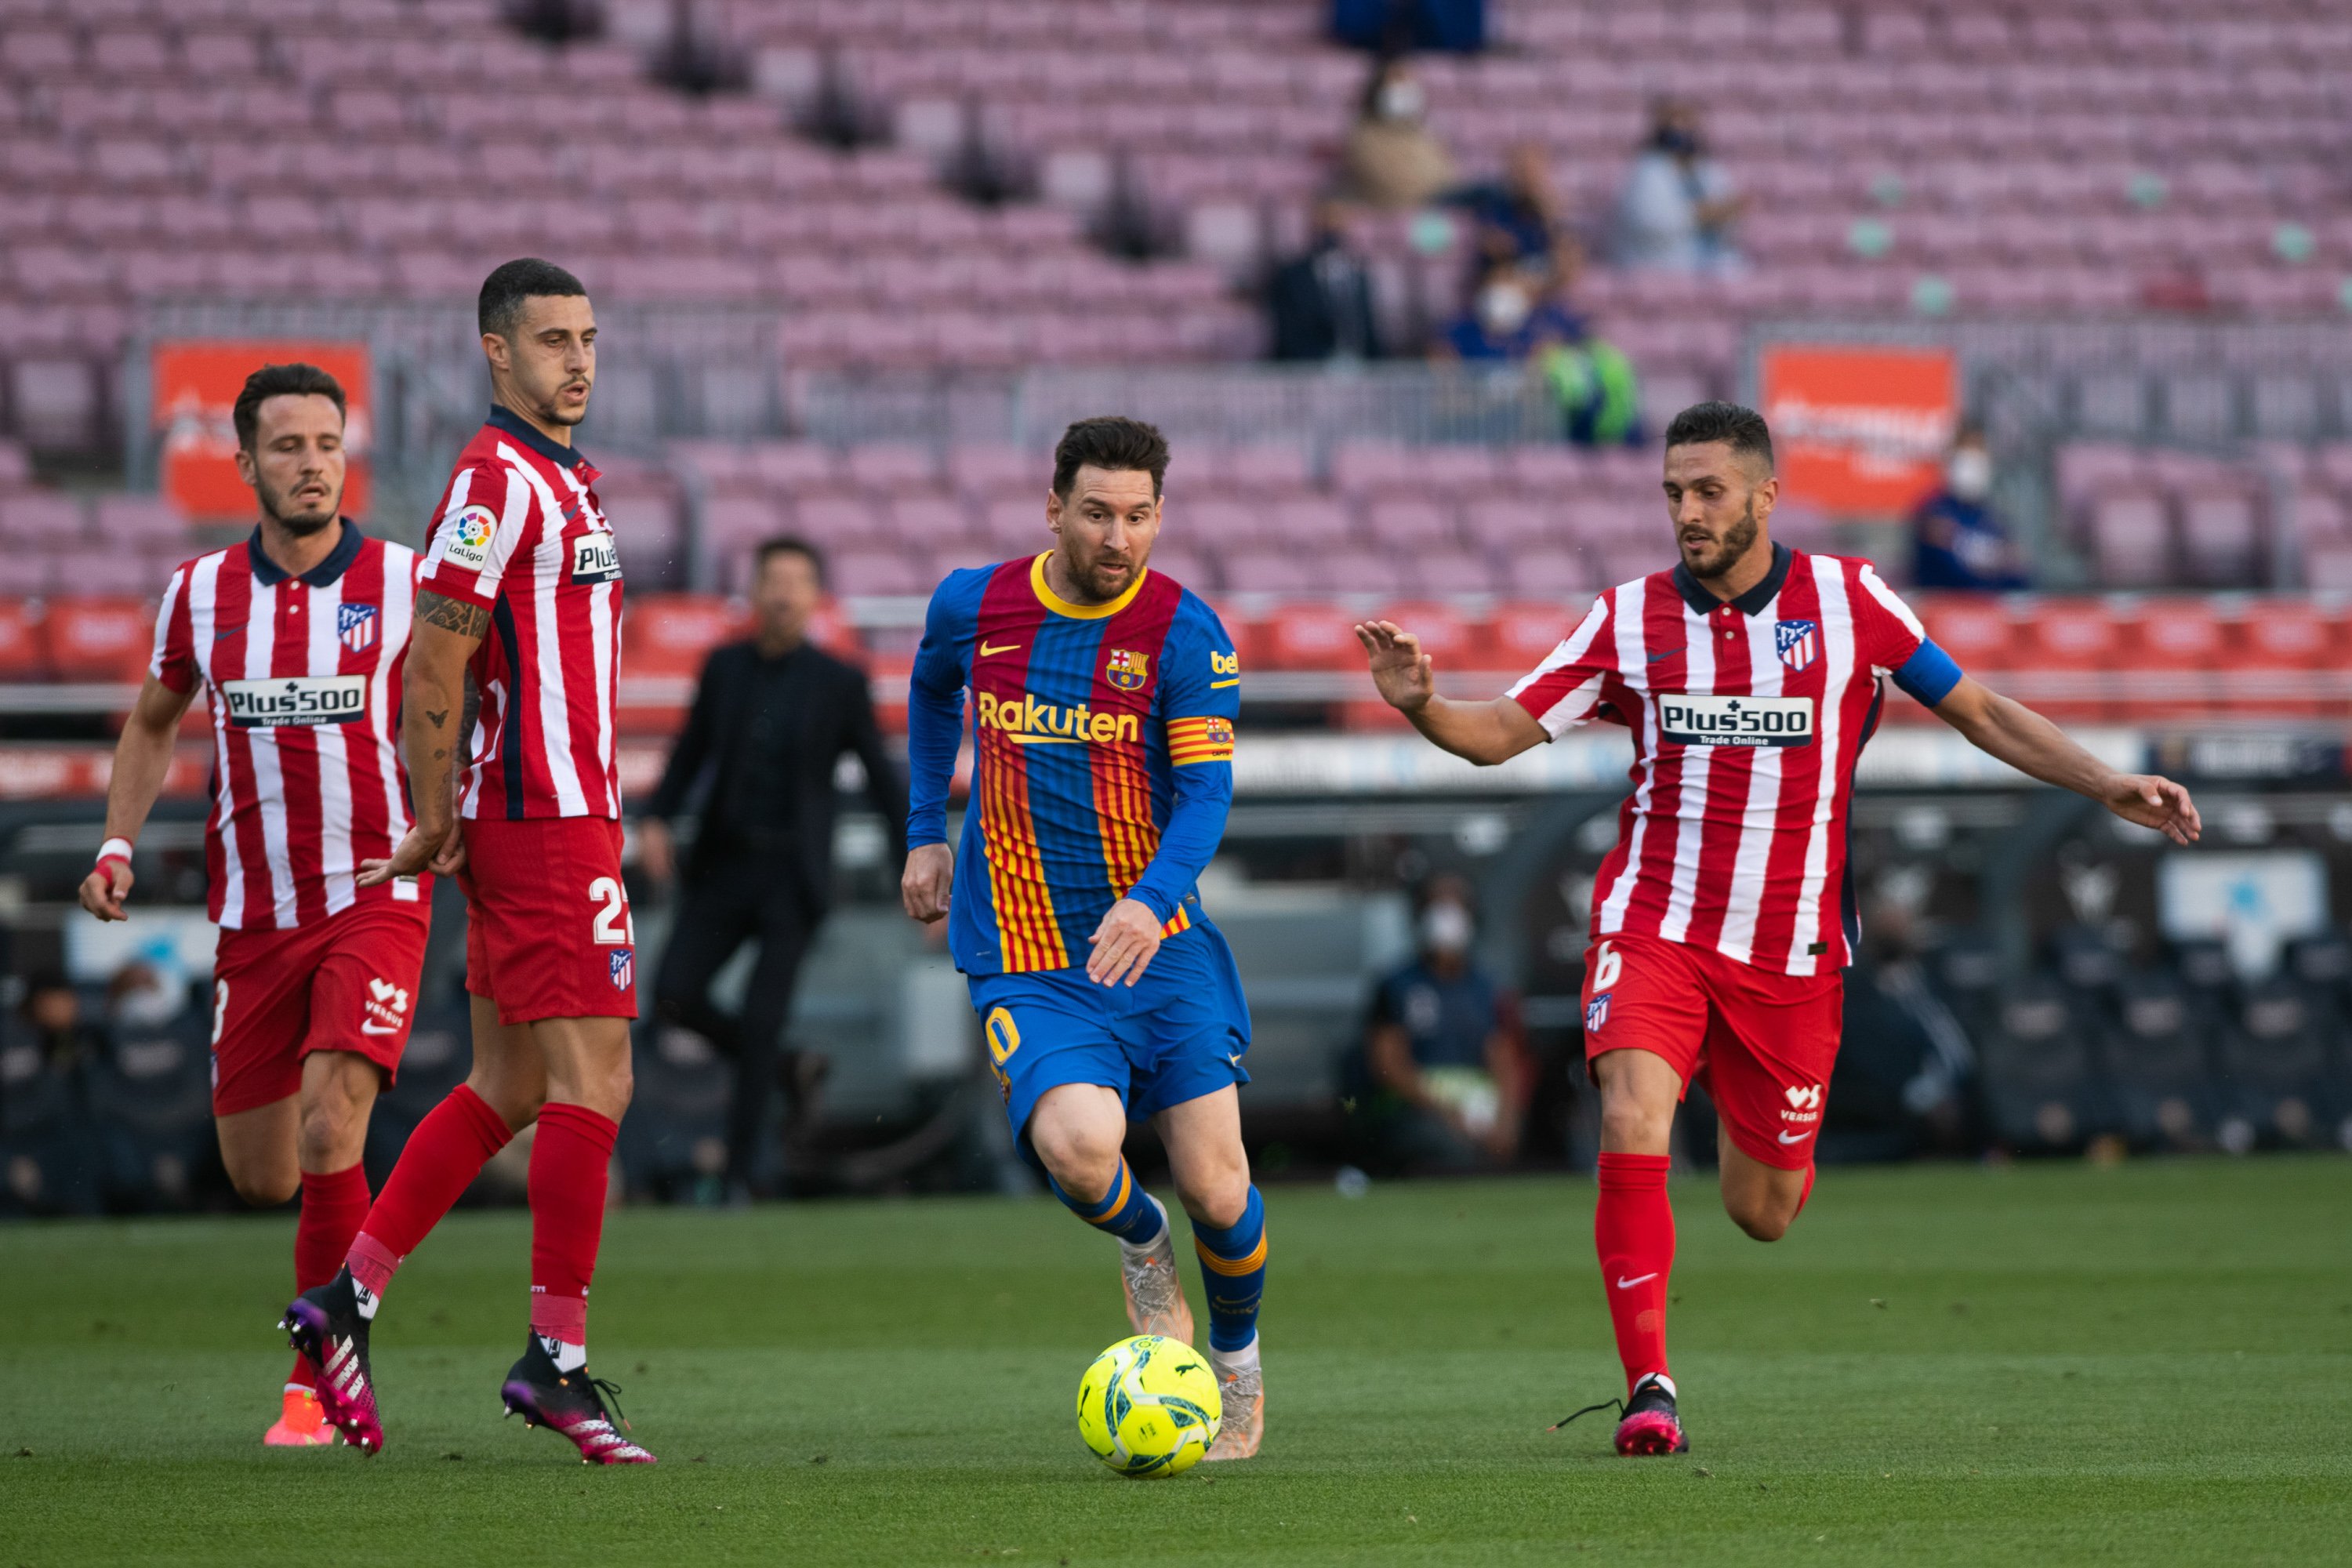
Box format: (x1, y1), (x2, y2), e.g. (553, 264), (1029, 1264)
(1072, 543), (1145, 601)
(256, 470), (340, 535)
(1681, 497), (1759, 581)
(529, 376), (592, 429)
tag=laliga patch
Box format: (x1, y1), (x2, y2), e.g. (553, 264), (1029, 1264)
(337, 601), (379, 655)
(1585, 992), (1610, 1032)
(440, 504), (497, 570)
(1105, 647), (1150, 691)
(608, 947), (634, 991)
(570, 530), (622, 584)
(1657, 693), (1815, 747)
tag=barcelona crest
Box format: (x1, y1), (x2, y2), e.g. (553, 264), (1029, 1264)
(1775, 619), (1819, 673)
(1105, 648), (1150, 691)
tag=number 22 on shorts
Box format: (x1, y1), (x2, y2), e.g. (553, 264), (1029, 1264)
(588, 875), (635, 946)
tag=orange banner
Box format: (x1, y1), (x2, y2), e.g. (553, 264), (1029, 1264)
(1758, 345), (1958, 517)
(153, 341), (372, 521)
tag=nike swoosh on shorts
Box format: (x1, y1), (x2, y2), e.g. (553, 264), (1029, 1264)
(1777, 1128), (1813, 1144)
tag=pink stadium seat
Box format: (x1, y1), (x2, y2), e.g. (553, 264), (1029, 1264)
(1363, 500), (1459, 552)
(1271, 497), (1355, 548)
(2177, 492), (2265, 585)
(2087, 496), (2176, 588)
(828, 550), (928, 598)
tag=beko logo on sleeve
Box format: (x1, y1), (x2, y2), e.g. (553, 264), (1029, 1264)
(220, 676), (368, 728)
(570, 532), (622, 584)
(1656, 694), (1815, 747)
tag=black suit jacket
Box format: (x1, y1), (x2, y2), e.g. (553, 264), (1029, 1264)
(1269, 245), (1383, 362)
(642, 640), (906, 913)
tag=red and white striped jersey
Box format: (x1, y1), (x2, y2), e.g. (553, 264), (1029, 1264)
(416, 408), (622, 822)
(1508, 545), (1962, 978)
(151, 524), (425, 931)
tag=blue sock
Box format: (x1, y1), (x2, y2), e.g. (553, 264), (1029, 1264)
(1191, 1185), (1266, 1352)
(1052, 1160), (1166, 1247)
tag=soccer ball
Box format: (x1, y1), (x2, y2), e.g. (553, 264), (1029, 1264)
(1075, 1334), (1222, 1478)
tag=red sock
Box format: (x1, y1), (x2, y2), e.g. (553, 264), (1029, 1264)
(1595, 1152), (1675, 1398)
(289, 1162), (372, 1390)
(528, 1102), (619, 1352)
(345, 1084), (513, 1297)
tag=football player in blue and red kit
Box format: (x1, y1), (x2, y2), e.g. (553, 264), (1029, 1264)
(901, 416), (1266, 1459)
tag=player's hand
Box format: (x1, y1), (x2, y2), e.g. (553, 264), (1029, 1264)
(359, 822), (460, 887)
(637, 817), (676, 885)
(1354, 620), (1436, 713)
(2100, 772), (2201, 846)
(902, 842), (954, 924)
(1086, 898), (1163, 988)
(78, 859), (133, 921)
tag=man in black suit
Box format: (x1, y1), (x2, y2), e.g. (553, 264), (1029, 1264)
(638, 537), (906, 1198)
(1269, 198), (1385, 363)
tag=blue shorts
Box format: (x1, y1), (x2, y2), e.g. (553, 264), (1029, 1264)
(968, 922), (1253, 1140)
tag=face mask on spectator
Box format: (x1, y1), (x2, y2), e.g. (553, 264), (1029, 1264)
(1476, 280), (1532, 336)
(1421, 900), (1474, 956)
(1377, 80), (1425, 121)
(1947, 448), (1993, 501)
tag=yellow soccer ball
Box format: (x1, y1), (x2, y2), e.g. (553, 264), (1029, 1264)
(1075, 1334), (1222, 1478)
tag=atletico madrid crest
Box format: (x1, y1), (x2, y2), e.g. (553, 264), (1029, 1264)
(1105, 648), (1150, 691)
(609, 947), (634, 991)
(337, 602), (380, 655)
(1775, 619), (1819, 673)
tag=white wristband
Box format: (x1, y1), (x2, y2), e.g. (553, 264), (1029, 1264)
(96, 837), (135, 866)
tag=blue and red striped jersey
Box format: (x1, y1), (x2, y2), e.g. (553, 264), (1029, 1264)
(906, 554), (1240, 976)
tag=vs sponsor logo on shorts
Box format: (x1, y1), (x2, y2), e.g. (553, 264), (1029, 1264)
(570, 531), (622, 585)
(220, 675), (368, 728)
(1657, 694), (1815, 748)
(439, 504), (498, 570)
(1778, 1081), (1824, 1143)
(362, 977), (410, 1036)
(1585, 992), (1611, 1033)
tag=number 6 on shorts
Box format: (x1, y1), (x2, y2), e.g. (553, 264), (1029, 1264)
(1591, 939), (1622, 989)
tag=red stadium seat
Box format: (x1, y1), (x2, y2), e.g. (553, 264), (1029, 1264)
(1490, 601), (1584, 676)
(0, 601), (45, 681)
(1341, 600), (1484, 728)
(2124, 597), (2231, 716)
(866, 649), (914, 732)
(2014, 597), (2126, 720)
(1257, 601), (1367, 672)
(42, 597), (155, 684)
(1915, 593), (2020, 674)
(2230, 597), (2346, 715)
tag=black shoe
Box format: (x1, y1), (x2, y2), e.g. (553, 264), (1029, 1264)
(280, 1269), (386, 1454)
(499, 1333), (656, 1465)
(1548, 1372), (1689, 1457)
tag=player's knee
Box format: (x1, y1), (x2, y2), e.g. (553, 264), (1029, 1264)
(1726, 1195), (1794, 1243)
(1174, 1156), (1250, 1230)
(1029, 1122), (1121, 1203)
(296, 1099), (364, 1169)
(224, 1154), (298, 1207)
(1598, 1095), (1671, 1153)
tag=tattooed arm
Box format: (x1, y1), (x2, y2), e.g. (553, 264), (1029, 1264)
(359, 589), (490, 886)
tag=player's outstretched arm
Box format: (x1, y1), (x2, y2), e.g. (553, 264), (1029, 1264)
(1933, 676), (2201, 845)
(359, 592), (483, 885)
(78, 677), (195, 920)
(1354, 620), (1548, 766)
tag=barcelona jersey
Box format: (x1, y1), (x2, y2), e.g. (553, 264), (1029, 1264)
(906, 554), (1240, 977)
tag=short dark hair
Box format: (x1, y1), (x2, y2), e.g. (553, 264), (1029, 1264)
(232, 362), (346, 452)
(478, 257), (587, 338)
(1051, 416), (1170, 499)
(753, 535), (826, 586)
(1663, 401), (1773, 470)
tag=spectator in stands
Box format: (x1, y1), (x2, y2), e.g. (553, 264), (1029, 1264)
(638, 537), (906, 1203)
(1911, 425), (2029, 590)
(1454, 142), (1574, 278)
(1268, 199), (1385, 362)
(1354, 877), (1522, 1171)
(1340, 56), (1457, 210)
(1613, 98), (1744, 273)
(6, 970), (101, 1112)
(1331, 0), (1487, 55)
(1432, 260), (1642, 445)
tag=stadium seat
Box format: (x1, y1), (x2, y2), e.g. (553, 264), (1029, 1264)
(1973, 975), (2111, 1152)
(2015, 597), (2127, 720)
(0, 600), (45, 681)
(620, 593), (748, 733)
(2219, 976), (2336, 1149)
(41, 596), (155, 684)
(618, 1025), (735, 1201)
(2098, 974), (2224, 1151)
(1489, 600), (1582, 674)
(2123, 597), (2231, 714)
(1257, 601), (1371, 672)
(86, 1016), (213, 1210)
(1915, 593), (2020, 674)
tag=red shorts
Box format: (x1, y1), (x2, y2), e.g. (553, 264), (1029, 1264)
(209, 898), (433, 1116)
(1580, 931), (1842, 1170)
(460, 815), (640, 1025)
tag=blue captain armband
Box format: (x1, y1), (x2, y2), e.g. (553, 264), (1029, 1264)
(1891, 638), (1964, 708)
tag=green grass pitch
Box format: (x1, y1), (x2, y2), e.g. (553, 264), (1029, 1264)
(2, 1158), (2347, 1566)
